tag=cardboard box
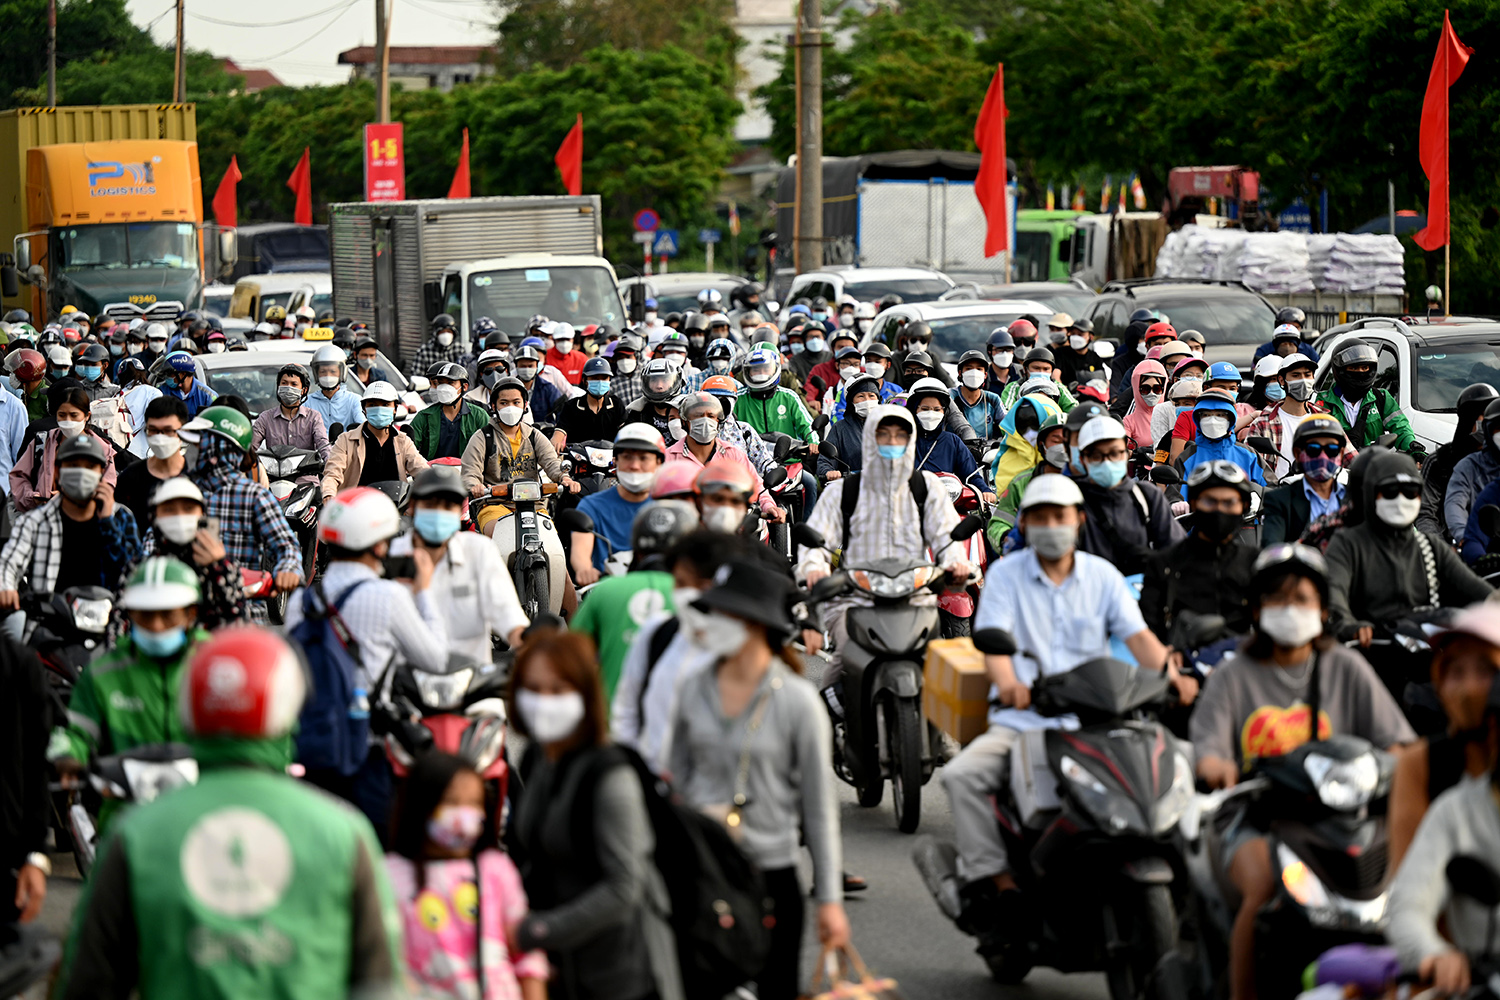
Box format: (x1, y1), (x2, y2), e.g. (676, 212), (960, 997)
(923, 637), (992, 746)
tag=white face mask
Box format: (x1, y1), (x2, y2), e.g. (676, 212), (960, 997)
(644, 311), (658, 324)
(317, 374), (341, 389)
(701, 505), (742, 534)
(688, 417), (718, 444)
(1198, 414), (1231, 440)
(691, 611), (749, 658)
(1068, 334), (1088, 351)
(839, 312), (855, 328)
(156, 513), (199, 546)
(56, 419), (86, 438)
(207, 342), (225, 353)
(615, 358), (638, 375)
(853, 399), (874, 418)
(147, 434), (181, 459)
(839, 366), (862, 382)
(431, 385), (460, 406)
(916, 410), (944, 431)
(58, 466), (101, 502)
(666, 417), (685, 441)
(1375, 495), (1421, 528)
(516, 366), (538, 382)
(1258, 604), (1324, 648)
(856, 319), (872, 334)
(555, 340), (573, 355)
(1142, 392), (1163, 407)
(865, 362), (887, 379)
(617, 469), (656, 494)
(497, 405), (524, 426)
(516, 689), (586, 744)
(435, 331), (454, 347)
(991, 351), (1013, 369)
(961, 370), (987, 389)
(664, 353), (686, 369)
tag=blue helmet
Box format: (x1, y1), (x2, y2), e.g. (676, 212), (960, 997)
(519, 336), (546, 351)
(987, 327), (1015, 350)
(166, 352), (197, 374)
(1207, 360), (1241, 382)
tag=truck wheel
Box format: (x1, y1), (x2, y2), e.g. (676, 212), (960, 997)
(886, 696), (923, 833)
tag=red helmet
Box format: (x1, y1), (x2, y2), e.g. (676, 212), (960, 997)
(1008, 319), (1038, 339)
(651, 459), (703, 499)
(1144, 321), (1177, 341)
(695, 459), (754, 498)
(7, 348), (44, 382)
(180, 626), (306, 739)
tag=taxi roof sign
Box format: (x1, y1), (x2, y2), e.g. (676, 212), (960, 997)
(302, 327), (335, 341)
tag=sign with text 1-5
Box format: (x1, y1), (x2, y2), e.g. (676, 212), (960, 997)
(364, 122), (406, 202)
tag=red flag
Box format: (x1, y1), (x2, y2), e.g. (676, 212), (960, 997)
(447, 128), (471, 199)
(973, 64), (1009, 257)
(1414, 11), (1473, 251)
(554, 114), (583, 196)
(211, 155), (241, 228)
(285, 147), (312, 226)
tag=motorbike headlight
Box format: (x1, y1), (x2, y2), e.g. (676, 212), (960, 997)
(1304, 751), (1380, 810)
(70, 596), (112, 634)
(413, 668), (474, 711)
(259, 455), (279, 478)
(121, 757), (199, 803)
(511, 480), (541, 502)
(853, 568), (917, 597)
(911, 566), (935, 590)
(585, 446), (613, 468)
(1153, 752), (1194, 835)
(285, 491), (312, 517)
(1059, 754), (1108, 797)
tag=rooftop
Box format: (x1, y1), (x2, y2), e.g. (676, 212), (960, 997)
(338, 46), (497, 66)
(222, 59), (284, 92)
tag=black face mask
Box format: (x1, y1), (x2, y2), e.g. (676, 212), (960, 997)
(1194, 509), (1241, 542)
(1334, 367), (1377, 398)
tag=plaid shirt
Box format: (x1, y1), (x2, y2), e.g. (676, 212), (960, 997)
(409, 337), (466, 378)
(0, 496), (141, 593)
(719, 416), (776, 475)
(612, 371), (645, 408)
(188, 454), (302, 620)
(1240, 399), (1353, 482)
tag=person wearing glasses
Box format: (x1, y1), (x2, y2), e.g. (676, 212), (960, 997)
(1261, 415), (1351, 546)
(1240, 353), (1351, 482)
(1178, 390), (1267, 486)
(1071, 416), (1183, 575)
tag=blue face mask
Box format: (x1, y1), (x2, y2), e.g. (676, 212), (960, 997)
(49, 369), (69, 380)
(805, 337), (827, 353)
(413, 508), (461, 544)
(1086, 458), (1128, 489)
(77, 365), (102, 382)
(109, 344), (124, 357)
(133, 624), (186, 658)
(365, 406), (395, 428)
(1264, 381), (1286, 402)
(564, 289), (580, 305)
(1070, 444), (1082, 468)
(811, 312), (828, 323)
(790, 342), (805, 355)
(877, 443), (906, 461)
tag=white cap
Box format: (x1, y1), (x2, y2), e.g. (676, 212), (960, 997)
(1280, 352), (1316, 373)
(1019, 473), (1085, 511)
(144, 322), (168, 339)
(553, 322), (575, 341)
(1078, 415), (1128, 452)
(1253, 355), (1283, 378)
(615, 421), (666, 458)
(151, 476), (204, 507)
(1048, 312), (1074, 329)
(362, 380), (399, 403)
(45, 346), (71, 367)
(854, 302), (876, 319)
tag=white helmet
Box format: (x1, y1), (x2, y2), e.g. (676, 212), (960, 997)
(361, 380), (399, 403)
(295, 305), (316, 321)
(144, 322), (168, 340)
(151, 476), (204, 507)
(553, 322), (576, 342)
(1078, 415), (1129, 452)
(45, 345), (72, 368)
(854, 302), (877, 320)
(318, 486), (401, 551)
(311, 344), (346, 381)
(697, 288), (723, 305)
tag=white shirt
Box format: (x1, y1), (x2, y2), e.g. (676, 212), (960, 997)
(389, 530), (529, 664)
(610, 612), (718, 773)
(119, 383), (163, 458)
(1275, 406), (1301, 479)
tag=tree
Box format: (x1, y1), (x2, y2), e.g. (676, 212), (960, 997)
(1, 0), (151, 106)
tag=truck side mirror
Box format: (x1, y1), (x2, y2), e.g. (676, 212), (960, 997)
(218, 229), (238, 276)
(422, 280), (441, 319)
(14, 239), (30, 273)
(0, 255), (17, 299)
(628, 282), (647, 325)
(25, 265), (45, 289)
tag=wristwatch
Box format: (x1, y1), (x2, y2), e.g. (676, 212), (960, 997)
(24, 852), (51, 877)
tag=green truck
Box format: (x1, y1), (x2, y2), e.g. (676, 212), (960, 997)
(1013, 209), (1086, 283)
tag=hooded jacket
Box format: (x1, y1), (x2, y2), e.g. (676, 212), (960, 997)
(1419, 427), (1481, 537)
(1139, 524), (1257, 642)
(1178, 397), (1267, 486)
(1443, 445), (1500, 544)
(819, 409), (865, 477)
(912, 414), (981, 489)
(1109, 317), (1154, 403)
(1121, 359), (1167, 449)
(990, 394), (1063, 497)
(1325, 449), (1491, 636)
(1075, 471), (1185, 576)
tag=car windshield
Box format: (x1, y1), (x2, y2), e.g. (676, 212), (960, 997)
(1014, 289), (1097, 318)
(468, 265), (624, 332)
(1140, 297), (1274, 345)
(1414, 345), (1500, 412)
(845, 277), (952, 302)
(205, 362), (362, 416)
(928, 313), (1037, 360)
(202, 292), (232, 317)
(54, 222), (198, 271)
(651, 282), (742, 315)
(260, 292), (295, 313)
(309, 292), (332, 314)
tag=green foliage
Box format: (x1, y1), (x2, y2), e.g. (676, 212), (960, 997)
(1, 0), (152, 105)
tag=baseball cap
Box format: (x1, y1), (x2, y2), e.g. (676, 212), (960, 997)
(1078, 416), (1127, 452)
(1019, 473), (1085, 511)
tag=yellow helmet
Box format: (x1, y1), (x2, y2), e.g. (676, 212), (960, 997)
(264, 305), (287, 323)
(59, 304), (78, 315)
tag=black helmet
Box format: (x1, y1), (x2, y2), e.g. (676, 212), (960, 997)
(1482, 398), (1500, 443)
(489, 376), (528, 405)
(1023, 347), (1055, 369)
(1072, 317), (1094, 335)
(876, 294), (903, 311)
(902, 351), (935, 373)
(226, 335), (248, 352)
(1064, 400), (1108, 432)
(582, 356), (611, 379)
(411, 465), (466, 504)
(78, 343), (109, 364)
(427, 361), (466, 382)
(957, 349), (989, 370)
(1128, 307), (1158, 325)
(684, 312), (711, 333)
(1291, 413), (1347, 451)
(1457, 383), (1500, 431)
(641, 357), (681, 403)
(631, 500), (699, 570)
(902, 320), (933, 345)
(863, 342), (892, 360)
(353, 336), (379, 355)
(1275, 306), (1307, 327)
(277, 363), (312, 391)
(1250, 543), (1329, 606)
(56, 432), (108, 467)
(430, 313), (457, 333)
(1331, 340), (1380, 397)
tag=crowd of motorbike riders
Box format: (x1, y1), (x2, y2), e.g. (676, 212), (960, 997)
(0, 288), (1497, 1000)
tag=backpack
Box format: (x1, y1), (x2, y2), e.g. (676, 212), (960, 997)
(838, 468), (930, 554)
(636, 616), (682, 722)
(290, 579), (373, 775)
(564, 745), (773, 998)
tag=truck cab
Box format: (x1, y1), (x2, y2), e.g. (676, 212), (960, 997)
(437, 254), (626, 340)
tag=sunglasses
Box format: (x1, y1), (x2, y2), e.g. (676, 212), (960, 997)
(1377, 483), (1421, 500)
(1299, 442), (1341, 458)
(1139, 380), (1166, 392)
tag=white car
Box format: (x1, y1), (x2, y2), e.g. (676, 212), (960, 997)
(787, 266), (955, 310)
(248, 338), (428, 423)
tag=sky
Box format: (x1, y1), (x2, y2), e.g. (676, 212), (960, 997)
(125, 0), (498, 87)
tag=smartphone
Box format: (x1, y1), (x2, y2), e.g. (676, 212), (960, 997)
(198, 516), (220, 537)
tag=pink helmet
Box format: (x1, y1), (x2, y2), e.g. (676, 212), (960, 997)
(651, 459), (703, 499)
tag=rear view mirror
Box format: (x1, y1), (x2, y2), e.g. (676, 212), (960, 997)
(410, 376), (431, 392)
(951, 513), (983, 541)
(1479, 504), (1500, 539)
(972, 628), (1018, 657)
(772, 435), (792, 462)
(820, 441), (840, 463)
(1150, 465), (1183, 486)
(762, 466), (788, 489)
(1246, 435), (1277, 456)
(1446, 855), (1500, 908)
(792, 522), (826, 550)
(217, 228), (238, 275)
(1094, 340), (1116, 360)
(15, 239), (31, 272)
(811, 413), (829, 433)
(0, 262), (16, 298)
(555, 508), (595, 534)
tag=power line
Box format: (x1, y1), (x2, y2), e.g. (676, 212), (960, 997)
(397, 0), (490, 24)
(188, 0), (358, 29)
(144, 2), (176, 31)
(249, 2), (360, 62)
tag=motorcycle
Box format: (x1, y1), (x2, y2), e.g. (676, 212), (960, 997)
(477, 479), (566, 619)
(913, 629), (1196, 999)
(933, 472), (989, 638)
(797, 515), (983, 834)
(68, 742), (199, 877)
(258, 445), (325, 623)
(760, 431), (813, 560)
(1183, 734), (1396, 999)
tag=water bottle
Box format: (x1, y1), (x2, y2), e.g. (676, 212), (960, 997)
(350, 686), (370, 721)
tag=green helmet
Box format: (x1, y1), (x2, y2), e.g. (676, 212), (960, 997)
(118, 556), (200, 611)
(184, 405), (253, 452)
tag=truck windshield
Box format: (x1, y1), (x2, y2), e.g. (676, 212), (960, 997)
(468, 265), (624, 331)
(54, 222), (198, 271)
(1012, 232), (1053, 282)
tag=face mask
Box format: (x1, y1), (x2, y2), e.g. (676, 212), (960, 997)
(1258, 604), (1324, 648)
(644, 311), (658, 324)
(865, 362), (887, 379)
(839, 313), (855, 328)
(1044, 443), (1069, 468)
(564, 289), (581, 305)
(357, 357), (376, 371)
(664, 353), (686, 369)
(810, 312), (828, 324)
(617, 469), (656, 494)
(790, 342), (805, 355)
(430, 384), (460, 406)
(1022, 428), (1039, 446)
(586, 379), (610, 398)
(1027, 523), (1076, 560)
(705, 359), (728, 375)
(496, 405), (524, 427)
(666, 417), (685, 441)
(516, 366), (538, 381)
(1086, 458), (1127, 488)
(436, 332), (454, 347)
(805, 337), (826, 353)
(427, 804), (485, 852)
(1176, 376), (1203, 392)
(127, 343), (144, 355)
(853, 399), (874, 419)
(207, 343), (225, 354)
(688, 335), (705, 348)
(1068, 335), (1088, 351)
(1375, 495), (1420, 528)
(696, 611), (750, 658)
(1302, 453), (1338, 482)
(49, 369), (70, 381)
(840, 365), (862, 382)
(1136, 342), (1149, 356)
(317, 374), (341, 390)
(365, 406), (395, 428)
(877, 443), (906, 461)
(277, 386), (305, 408)
(615, 358), (638, 375)
(516, 689), (586, 743)
(413, 508), (461, 544)
(991, 351), (1014, 369)
(109, 344), (124, 357)
(132, 624), (187, 659)
(1142, 392), (1163, 407)
(77, 365), (102, 382)
(1264, 381), (1286, 402)
(961, 370), (987, 389)
(157, 513), (199, 546)
(701, 505), (742, 534)
(556, 340), (574, 355)
(916, 411), (944, 432)
(1197, 414), (1231, 440)
(857, 319), (872, 334)
(146, 434), (181, 460)
(689, 417), (718, 444)
(1070, 444), (1083, 468)
(56, 419), (86, 438)
(149, 340), (167, 352)
(1195, 509), (1240, 542)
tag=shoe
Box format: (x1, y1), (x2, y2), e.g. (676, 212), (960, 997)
(843, 872), (868, 893)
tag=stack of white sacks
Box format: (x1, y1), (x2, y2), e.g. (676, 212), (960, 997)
(1156, 225), (1402, 295)
(1308, 233), (1405, 295)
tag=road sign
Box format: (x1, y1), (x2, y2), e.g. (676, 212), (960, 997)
(633, 208), (660, 232)
(652, 229), (679, 257)
(698, 228), (721, 244)
(632, 230), (655, 244)
(363, 122), (406, 202)
(1279, 198), (1312, 234)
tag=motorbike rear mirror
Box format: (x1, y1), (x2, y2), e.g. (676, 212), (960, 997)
(555, 508), (595, 534)
(812, 413), (829, 433)
(762, 466), (788, 489)
(1150, 465), (1182, 486)
(810, 571), (849, 603)
(1246, 435), (1277, 456)
(772, 436), (792, 462)
(328, 422), (346, 440)
(1375, 432), (1398, 448)
(950, 513), (983, 541)
(792, 522), (826, 549)
(972, 628), (1018, 657)
(1093, 339), (1116, 360)
(820, 440), (840, 463)
(410, 375), (431, 392)
(1479, 504), (1500, 539)
(1446, 855), (1500, 908)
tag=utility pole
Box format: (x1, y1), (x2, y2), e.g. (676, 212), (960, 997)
(794, 0), (822, 274)
(46, 0), (56, 106)
(173, 0), (185, 102)
(375, 0), (392, 123)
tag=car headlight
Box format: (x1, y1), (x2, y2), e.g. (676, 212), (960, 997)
(70, 596), (112, 634)
(414, 668), (474, 711)
(1304, 751), (1380, 810)
(511, 480), (541, 502)
(1153, 751), (1194, 834)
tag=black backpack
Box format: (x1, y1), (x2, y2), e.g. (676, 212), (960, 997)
(838, 468), (930, 552)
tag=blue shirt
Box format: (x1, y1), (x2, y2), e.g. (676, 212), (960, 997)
(1302, 477), (1344, 524)
(305, 387), (365, 434)
(974, 548), (1148, 731)
(158, 379), (217, 417)
(0, 389), (28, 492)
(577, 486), (650, 571)
(950, 387), (1006, 440)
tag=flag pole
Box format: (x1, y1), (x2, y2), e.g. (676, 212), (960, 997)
(1444, 12), (1452, 317)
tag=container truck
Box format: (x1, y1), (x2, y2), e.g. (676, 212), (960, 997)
(329, 194), (623, 366)
(0, 104), (235, 324)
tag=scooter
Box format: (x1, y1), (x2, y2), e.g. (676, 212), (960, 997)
(259, 444), (324, 623)
(796, 515), (983, 834)
(477, 479), (566, 619)
(760, 431), (812, 559)
(68, 742), (199, 877)
(912, 630), (1196, 999)
(933, 472), (989, 638)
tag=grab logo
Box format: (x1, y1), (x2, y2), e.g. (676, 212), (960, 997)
(180, 808), (293, 917)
